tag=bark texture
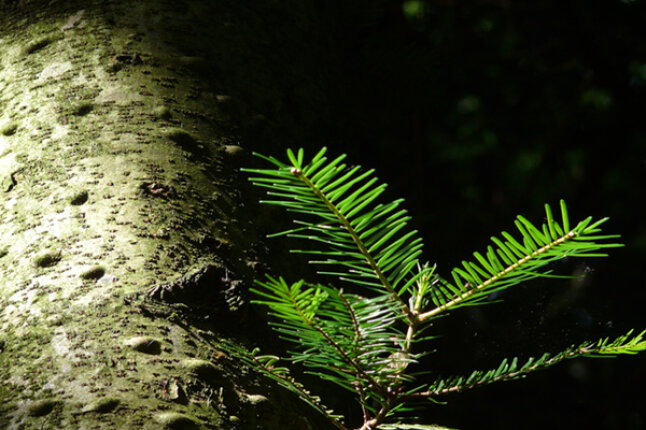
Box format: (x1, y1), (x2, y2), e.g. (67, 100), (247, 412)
(0, 1), (336, 428)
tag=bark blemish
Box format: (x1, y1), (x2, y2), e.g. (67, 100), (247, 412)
(222, 144), (244, 158)
(22, 36), (53, 56)
(26, 398), (59, 417)
(154, 412), (200, 430)
(32, 250), (61, 268)
(69, 189), (89, 205)
(181, 358), (218, 381)
(124, 336), (161, 354)
(80, 396), (120, 414)
(165, 127), (199, 152)
(154, 105), (172, 120)
(0, 121), (19, 136)
(61, 10), (85, 32)
(79, 265), (105, 280)
(69, 101), (94, 116)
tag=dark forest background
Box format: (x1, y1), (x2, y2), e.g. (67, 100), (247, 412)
(240, 1), (646, 429)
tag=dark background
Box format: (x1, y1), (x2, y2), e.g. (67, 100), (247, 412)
(243, 1), (646, 429)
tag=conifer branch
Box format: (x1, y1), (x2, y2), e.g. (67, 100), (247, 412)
(338, 291), (363, 352)
(417, 201), (621, 322)
(290, 166), (414, 322)
(252, 276), (388, 394)
(418, 230), (577, 321)
(410, 330), (646, 398)
(218, 340), (348, 430)
(239, 147), (641, 430)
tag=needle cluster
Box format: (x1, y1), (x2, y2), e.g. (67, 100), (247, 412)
(233, 147), (645, 430)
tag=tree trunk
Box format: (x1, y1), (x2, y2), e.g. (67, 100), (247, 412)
(0, 1), (337, 428)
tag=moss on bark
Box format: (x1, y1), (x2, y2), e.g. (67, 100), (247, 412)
(0, 0), (338, 429)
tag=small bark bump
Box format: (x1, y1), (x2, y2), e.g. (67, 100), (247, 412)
(22, 37), (53, 56)
(223, 144), (244, 157)
(124, 336), (161, 355)
(81, 397), (120, 414)
(26, 399), (59, 417)
(0, 121), (18, 136)
(181, 358), (218, 381)
(154, 412), (200, 430)
(69, 189), (89, 205)
(33, 250), (61, 268)
(153, 105), (171, 120)
(80, 265), (105, 280)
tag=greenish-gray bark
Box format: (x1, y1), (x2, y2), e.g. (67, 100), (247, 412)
(0, 1), (337, 428)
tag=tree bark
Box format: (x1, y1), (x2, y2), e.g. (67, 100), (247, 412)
(0, 1), (337, 428)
